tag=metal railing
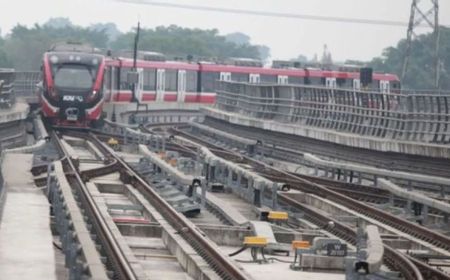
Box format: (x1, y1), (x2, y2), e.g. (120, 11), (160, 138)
(216, 82), (450, 144)
(0, 69), (15, 108)
(13, 71), (40, 97)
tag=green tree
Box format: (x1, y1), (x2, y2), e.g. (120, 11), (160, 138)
(0, 21), (269, 71)
(0, 36), (12, 67)
(3, 23), (108, 70)
(369, 26), (450, 90)
(44, 17), (73, 29)
(89, 22), (121, 44)
(225, 32), (250, 45)
(111, 25), (268, 61)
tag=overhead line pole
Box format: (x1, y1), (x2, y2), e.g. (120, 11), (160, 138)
(402, 0), (440, 89)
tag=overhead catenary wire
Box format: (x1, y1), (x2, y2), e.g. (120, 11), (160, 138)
(113, 0), (450, 28)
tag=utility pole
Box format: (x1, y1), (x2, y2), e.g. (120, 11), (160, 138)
(131, 21), (140, 104)
(402, 0), (440, 89)
(128, 21), (148, 122)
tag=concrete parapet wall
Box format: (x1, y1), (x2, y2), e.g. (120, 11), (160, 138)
(103, 102), (204, 124)
(0, 102), (29, 124)
(203, 107), (450, 159)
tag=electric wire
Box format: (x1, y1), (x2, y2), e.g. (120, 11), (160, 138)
(112, 0), (450, 28)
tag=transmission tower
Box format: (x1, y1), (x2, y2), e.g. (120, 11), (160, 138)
(402, 0), (440, 88)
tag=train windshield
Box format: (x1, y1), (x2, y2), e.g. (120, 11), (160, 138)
(53, 64), (96, 90)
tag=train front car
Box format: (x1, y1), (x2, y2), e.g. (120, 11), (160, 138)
(40, 46), (105, 128)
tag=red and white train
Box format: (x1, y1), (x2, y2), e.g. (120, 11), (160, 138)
(103, 54), (400, 105)
(39, 46), (400, 128)
(39, 43), (106, 127)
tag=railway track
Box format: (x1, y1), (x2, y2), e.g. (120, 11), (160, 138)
(202, 116), (450, 179)
(58, 131), (250, 280)
(52, 131), (137, 280)
(36, 123), (449, 279)
(170, 127), (450, 280)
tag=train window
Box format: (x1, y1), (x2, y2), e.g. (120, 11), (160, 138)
(120, 67), (132, 90)
(308, 77), (322, 85)
(201, 72), (219, 92)
(186, 70), (197, 92)
(288, 76), (303, 85)
(137, 68), (143, 92)
(231, 73), (248, 82)
(165, 69), (177, 91)
(113, 67), (119, 90)
(277, 75), (288, 84)
(325, 78), (337, 88)
(353, 79), (361, 90)
(260, 74), (277, 84)
(104, 67), (111, 90)
(143, 69), (156, 90)
(249, 74), (260, 83)
(220, 72), (231, 81)
(156, 69), (165, 92)
(337, 78), (346, 87)
(380, 80), (390, 93)
(178, 70), (186, 92)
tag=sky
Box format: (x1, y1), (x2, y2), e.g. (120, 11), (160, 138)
(0, 0), (449, 62)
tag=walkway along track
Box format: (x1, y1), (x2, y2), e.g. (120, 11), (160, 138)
(279, 194), (424, 280)
(173, 127), (450, 250)
(66, 131), (250, 280)
(52, 131), (137, 280)
(171, 128), (450, 280)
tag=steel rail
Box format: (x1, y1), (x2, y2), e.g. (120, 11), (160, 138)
(52, 131), (138, 280)
(175, 127), (450, 252)
(173, 127), (450, 280)
(278, 194), (425, 280)
(86, 132), (250, 280)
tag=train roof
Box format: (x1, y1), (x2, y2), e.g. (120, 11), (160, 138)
(107, 57), (199, 70)
(104, 57), (400, 81)
(44, 51), (104, 66)
(49, 42), (101, 53)
(200, 63), (307, 77)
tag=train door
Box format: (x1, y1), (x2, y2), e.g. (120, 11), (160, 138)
(177, 70), (186, 102)
(156, 69), (165, 101)
(249, 73), (260, 83)
(104, 67), (112, 101)
(380, 80), (390, 93)
(325, 77), (337, 88)
(220, 72), (231, 81)
(108, 67), (115, 101)
(353, 79), (361, 91)
(277, 75), (288, 84)
(137, 68), (143, 102)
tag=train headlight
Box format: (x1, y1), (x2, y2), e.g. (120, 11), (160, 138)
(92, 90), (97, 95)
(50, 55), (58, 64)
